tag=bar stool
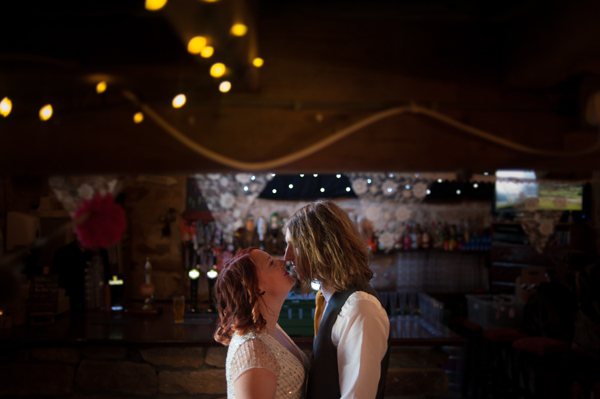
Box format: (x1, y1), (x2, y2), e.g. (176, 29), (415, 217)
(512, 336), (571, 399)
(479, 327), (529, 399)
(455, 318), (483, 398)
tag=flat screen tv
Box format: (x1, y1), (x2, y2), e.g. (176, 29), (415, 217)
(495, 170), (583, 212)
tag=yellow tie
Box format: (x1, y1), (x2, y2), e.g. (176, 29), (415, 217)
(314, 289), (325, 336)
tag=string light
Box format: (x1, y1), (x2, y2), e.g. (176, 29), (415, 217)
(0, 97), (12, 117)
(96, 81), (107, 94)
(39, 104), (53, 121)
(313, 174), (318, 177)
(272, 189), (277, 194)
(200, 46), (214, 58)
(426, 189), (431, 195)
(219, 81), (231, 93)
(210, 63), (226, 78)
(187, 36), (207, 54)
(288, 184), (294, 189)
(230, 23), (247, 36)
(320, 188), (325, 192)
(336, 174), (341, 178)
(252, 57), (264, 68)
(133, 112), (144, 123)
(300, 174), (304, 177)
(456, 189), (461, 195)
(172, 94), (186, 108)
(346, 187), (351, 192)
(145, 0), (167, 11)
(473, 183), (479, 188)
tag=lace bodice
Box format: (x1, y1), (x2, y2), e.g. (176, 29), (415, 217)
(226, 325), (309, 399)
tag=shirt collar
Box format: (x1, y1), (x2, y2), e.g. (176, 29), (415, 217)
(320, 283), (334, 303)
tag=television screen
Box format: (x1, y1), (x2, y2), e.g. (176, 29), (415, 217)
(495, 170), (583, 212)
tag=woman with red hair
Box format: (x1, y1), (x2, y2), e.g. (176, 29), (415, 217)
(214, 248), (308, 399)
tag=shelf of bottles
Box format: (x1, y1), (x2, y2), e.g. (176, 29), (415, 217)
(370, 221), (491, 306)
(181, 212), (288, 274)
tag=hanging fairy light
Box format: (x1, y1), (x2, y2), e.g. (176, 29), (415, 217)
(145, 0), (167, 11)
(96, 81), (107, 94)
(172, 94), (186, 108)
(230, 23), (247, 36)
(210, 63), (226, 78)
(200, 46), (214, 58)
(133, 112), (144, 123)
(219, 81), (231, 93)
(0, 97), (12, 117)
(39, 104), (53, 121)
(252, 57), (264, 68)
(187, 36), (207, 54)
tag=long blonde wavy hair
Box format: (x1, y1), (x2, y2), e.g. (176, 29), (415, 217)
(285, 200), (372, 291)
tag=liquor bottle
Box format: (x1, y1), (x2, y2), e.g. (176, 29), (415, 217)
(416, 223), (423, 249)
(245, 215), (255, 248)
(269, 212), (279, 253)
(364, 224), (375, 253)
(410, 222), (418, 250)
(257, 217), (267, 251)
(402, 223), (411, 251)
(422, 223), (430, 249)
(442, 223), (449, 251)
(448, 224), (457, 251)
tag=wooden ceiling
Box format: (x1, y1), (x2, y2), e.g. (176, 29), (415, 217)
(1, 0), (600, 177)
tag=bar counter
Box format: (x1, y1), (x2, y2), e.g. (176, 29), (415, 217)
(0, 302), (463, 348)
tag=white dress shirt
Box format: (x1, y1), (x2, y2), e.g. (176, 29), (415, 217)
(320, 285), (390, 399)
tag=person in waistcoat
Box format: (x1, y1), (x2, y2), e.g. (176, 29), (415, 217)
(284, 200), (391, 399)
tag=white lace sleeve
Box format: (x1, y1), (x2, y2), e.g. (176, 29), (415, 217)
(229, 337), (280, 382)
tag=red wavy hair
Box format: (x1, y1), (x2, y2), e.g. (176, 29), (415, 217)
(213, 247), (267, 345)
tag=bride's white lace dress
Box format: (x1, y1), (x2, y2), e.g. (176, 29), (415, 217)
(226, 324), (308, 399)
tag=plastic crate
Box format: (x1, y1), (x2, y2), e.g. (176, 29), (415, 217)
(278, 299), (315, 337)
(465, 295), (525, 329)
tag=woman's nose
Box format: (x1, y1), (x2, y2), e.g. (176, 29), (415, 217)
(284, 245), (294, 261)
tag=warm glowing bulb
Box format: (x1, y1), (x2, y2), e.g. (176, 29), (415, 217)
(96, 81), (107, 93)
(145, 0), (167, 11)
(172, 94), (186, 108)
(210, 63), (226, 78)
(219, 81), (231, 93)
(0, 97), (12, 117)
(207, 269), (218, 279)
(39, 104), (53, 121)
(200, 46), (214, 58)
(230, 23), (247, 36)
(133, 112), (144, 123)
(187, 36), (207, 54)
(252, 57), (264, 68)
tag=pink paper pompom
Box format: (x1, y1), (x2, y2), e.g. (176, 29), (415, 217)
(73, 193), (126, 249)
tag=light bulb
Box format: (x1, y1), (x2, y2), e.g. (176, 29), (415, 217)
(252, 57), (264, 68)
(133, 112), (144, 123)
(39, 104), (53, 121)
(200, 46), (214, 58)
(187, 36), (207, 54)
(219, 81), (231, 93)
(210, 63), (226, 78)
(172, 94), (186, 108)
(96, 81), (107, 93)
(230, 23), (247, 36)
(145, 0), (167, 11)
(0, 97), (12, 117)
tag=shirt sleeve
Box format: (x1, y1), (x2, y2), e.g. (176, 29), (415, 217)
(229, 337), (280, 382)
(332, 292), (390, 399)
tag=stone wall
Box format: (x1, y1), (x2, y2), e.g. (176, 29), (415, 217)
(0, 343), (451, 398)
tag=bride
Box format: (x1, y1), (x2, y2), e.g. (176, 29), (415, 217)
(214, 247), (308, 399)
